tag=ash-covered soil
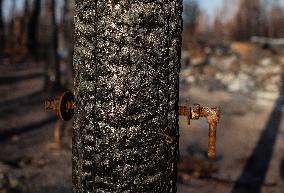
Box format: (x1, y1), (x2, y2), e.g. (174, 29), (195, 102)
(0, 61), (72, 193)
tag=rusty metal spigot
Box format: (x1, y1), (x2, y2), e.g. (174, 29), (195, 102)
(44, 91), (75, 121)
(179, 104), (221, 158)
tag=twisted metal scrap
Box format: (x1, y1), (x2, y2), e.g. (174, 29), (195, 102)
(73, 0), (182, 192)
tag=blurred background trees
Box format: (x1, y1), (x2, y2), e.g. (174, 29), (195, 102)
(183, 0), (200, 36)
(27, 0), (41, 54)
(183, 0), (284, 48)
(0, 0), (74, 91)
(0, 0), (5, 53)
(0, 0), (283, 86)
(0, 0), (283, 59)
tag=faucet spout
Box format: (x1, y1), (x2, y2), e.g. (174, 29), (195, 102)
(200, 107), (221, 158)
(179, 104), (221, 158)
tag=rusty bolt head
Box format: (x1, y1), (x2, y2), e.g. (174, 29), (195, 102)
(190, 104), (200, 120)
(45, 100), (54, 110)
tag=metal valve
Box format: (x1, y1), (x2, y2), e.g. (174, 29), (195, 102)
(45, 91), (74, 121)
(179, 104), (221, 158)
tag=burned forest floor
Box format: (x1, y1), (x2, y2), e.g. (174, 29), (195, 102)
(0, 59), (72, 193)
(1, 56), (284, 193)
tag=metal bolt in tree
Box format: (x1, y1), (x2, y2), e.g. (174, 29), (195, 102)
(72, 1), (182, 192)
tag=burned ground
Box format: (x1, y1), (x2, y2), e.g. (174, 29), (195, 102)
(1, 47), (284, 193)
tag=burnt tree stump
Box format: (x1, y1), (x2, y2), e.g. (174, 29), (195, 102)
(72, 1), (183, 192)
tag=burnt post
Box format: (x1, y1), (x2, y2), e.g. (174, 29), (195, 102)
(0, 0), (5, 53)
(72, 0), (182, 192)
(46, 0), (61, 90)
(27, 0), (41, 54)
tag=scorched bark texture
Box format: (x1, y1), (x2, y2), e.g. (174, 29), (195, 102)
(72, 1), (182, 192)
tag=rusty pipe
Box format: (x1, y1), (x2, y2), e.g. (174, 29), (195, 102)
(200, 107), (220, 158)
(179, 104), (221, 158)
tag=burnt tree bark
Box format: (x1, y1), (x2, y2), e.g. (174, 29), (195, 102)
(0, 0), (4, 53)
(21, 0), (29, 50)
(44, 0), (60, 91)
(62, 0), (75, 88)
(73, 1), (182, 192)
(27, 0), (41, 54)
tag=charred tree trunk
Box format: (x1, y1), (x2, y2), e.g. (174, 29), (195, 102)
(7, 0), (16, 53)
(27, 0), (41, 54)
(44, 0), (60, 91)
(23, 0), (29, 25)
(73, 1), (182, 192)
(62, 0), (74, 88)
(50, 0), (60, 89)
(21, 0), (29, 52)
(0, 0), (4, 53)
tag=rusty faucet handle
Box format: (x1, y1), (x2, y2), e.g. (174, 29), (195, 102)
(179, 104), (221, 158)
(44, 91), (75, 121)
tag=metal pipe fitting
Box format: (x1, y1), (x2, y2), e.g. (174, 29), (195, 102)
(179, 104), (221, 158)
(44, 91), (74, 121)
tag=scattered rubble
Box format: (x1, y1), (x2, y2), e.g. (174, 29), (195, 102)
(251, 36), (284, 48)
(0, 172), (27, 193)
(181, 43), (284, 105)
(178, 155), (218, 182)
